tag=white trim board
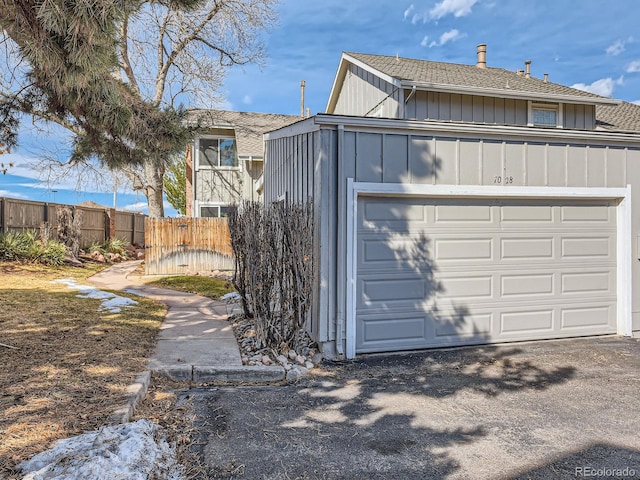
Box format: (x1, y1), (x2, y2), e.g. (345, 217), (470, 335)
(345, 181), (633, 359)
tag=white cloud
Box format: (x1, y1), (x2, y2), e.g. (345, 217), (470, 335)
(606, 39), (625, 56)
(420, 35), (429, 47)
(242, 94), (253, 105)
(632, 100), (640, 106)
(606, 37), (634, 56)
(0, 189), (27, 199)
(403, 4), (414, 20)
(429, 29), (464, 47)
(571, 77), (619, 97)
(429, 0), (479, 20)
(121, 202), (148, 213)
(626, 60), (640, 73)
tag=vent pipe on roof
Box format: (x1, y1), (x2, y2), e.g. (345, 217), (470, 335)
(543, 73), (549, 83)
(516, 69), (524, 76)
(300, 80), (306, 117)
(525, 60), (531, 78)
(476, 44), (487, 68)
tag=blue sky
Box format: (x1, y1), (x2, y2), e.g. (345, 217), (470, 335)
(2, 0), (639, 216)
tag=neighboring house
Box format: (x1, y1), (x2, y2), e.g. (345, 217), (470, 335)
(263, 45), (640, 359)
(184, 109), (298, 217)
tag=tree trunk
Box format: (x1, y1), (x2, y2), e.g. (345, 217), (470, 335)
(144, 158), (166, 218)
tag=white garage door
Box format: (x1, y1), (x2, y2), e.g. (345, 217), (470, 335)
(356, 196), (618, 353)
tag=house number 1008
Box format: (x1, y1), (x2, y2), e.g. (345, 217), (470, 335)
(494, 175), (514, 184)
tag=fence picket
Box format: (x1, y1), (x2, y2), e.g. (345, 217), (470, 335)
(144, 217), (234, 275)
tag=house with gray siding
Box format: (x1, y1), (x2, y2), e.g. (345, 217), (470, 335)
(263, 45), (640, 359)
(185, 109), (298, 217)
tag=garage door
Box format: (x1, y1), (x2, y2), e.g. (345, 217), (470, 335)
(356, 196), (618, 353)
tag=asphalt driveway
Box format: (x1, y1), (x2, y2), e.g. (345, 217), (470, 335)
(186, 336), (640, 479)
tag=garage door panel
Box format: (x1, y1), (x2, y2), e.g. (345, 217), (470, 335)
(561, 237), (612, 258)
(356, 196), (618, 353)
(435, 238), (493, 261)
(500, 310), (554, 334)
(501, 205), (553, 222)
(561, 204), (613, 223)
(501, 237), (554, 259)
(561, 305), (614, 329)
(501, 273), (554, 297)
(434, 204), (493, 222)
(561, 271), (614, 294)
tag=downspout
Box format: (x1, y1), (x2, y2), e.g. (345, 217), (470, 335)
(403, 85), (417, 119)
(335, 123), (345, 356)
(404, 85), (417, 104)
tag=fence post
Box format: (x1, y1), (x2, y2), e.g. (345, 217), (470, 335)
(2, 198), (8, 234)
(106, 208), (116, 241)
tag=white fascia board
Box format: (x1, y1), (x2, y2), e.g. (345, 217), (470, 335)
(264, 117), (320, 141)
(345, 182), (633, 358)
(400, 80), (621, 106)
(313, 114), (640, 146)
(326, 53), (403, 114)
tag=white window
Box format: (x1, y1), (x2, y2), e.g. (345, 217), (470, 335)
(197, 136), (238, 169)
(528, 102), (563, 128)
(199, 205), (230, 218)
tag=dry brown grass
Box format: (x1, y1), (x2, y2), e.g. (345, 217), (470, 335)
(0, 261), (167, 478)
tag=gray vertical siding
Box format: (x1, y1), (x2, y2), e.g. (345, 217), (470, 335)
(265, 118), (640, 356)
(406, 90), (529, 126)
(333, 64), (401, 117)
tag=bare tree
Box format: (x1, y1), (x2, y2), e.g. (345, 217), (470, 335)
(0, 0), (277, 217)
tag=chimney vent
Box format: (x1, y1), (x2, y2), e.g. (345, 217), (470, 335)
(476, 44), (487, 68)
(300, 80), (306, 118)
(543, 73), (549, 83)
(525, 60), (531, 78)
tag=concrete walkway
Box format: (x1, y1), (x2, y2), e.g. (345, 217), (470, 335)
(88, 261), (285, 384)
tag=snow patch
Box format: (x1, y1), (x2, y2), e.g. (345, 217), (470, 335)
(221, 291), (241, 302)
(53, 278), (138, 313)
(20, 420), (183, 480)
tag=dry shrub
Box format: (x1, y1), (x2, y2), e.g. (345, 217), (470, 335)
(56, 206), (82, 258)
(228, 200), (313, 353)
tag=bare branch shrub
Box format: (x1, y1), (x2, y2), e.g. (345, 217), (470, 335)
(228, 200), (314, 353)
(56, 207), (83, 258)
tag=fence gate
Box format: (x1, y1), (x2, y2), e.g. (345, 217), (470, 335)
(144, 217), (234, 275)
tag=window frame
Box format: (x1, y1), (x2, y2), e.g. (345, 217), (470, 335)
(198, 204), (230, 218)
(528, 101), (563, 128)
(195, 135), (240, 171)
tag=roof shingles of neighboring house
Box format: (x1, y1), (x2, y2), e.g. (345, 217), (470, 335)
(346, 52), (604, 100)
(346, 52), (640, 134)
(186, 109), (300, 157)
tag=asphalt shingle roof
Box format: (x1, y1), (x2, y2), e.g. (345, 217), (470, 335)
(186, 110), (300, 157)
(346, 52), (604, 101)
(596, 101), (640, 133)
(345, 52), (640, 134)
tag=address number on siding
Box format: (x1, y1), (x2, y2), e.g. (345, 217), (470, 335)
(494, 176), (514, 184)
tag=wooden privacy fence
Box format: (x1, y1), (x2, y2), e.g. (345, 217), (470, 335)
(145, 217), (234, 275)
(0, 197), (145, 247)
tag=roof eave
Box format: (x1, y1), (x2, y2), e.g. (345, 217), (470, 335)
(400, 80), (621, 106)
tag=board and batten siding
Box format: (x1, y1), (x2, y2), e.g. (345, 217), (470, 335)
(404, 91), (597, 130)
(265, 119), (640, 357)
(340, 131), (630, 189)
(333, 64), (401, 118)
(264, 128), (325, 339)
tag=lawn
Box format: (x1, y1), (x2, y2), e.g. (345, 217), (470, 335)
(146, 275), (235, 299)
(0, 261), (167, 478)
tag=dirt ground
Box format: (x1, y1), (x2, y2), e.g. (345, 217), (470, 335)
(187, 336), (640, 480)
(0, 261), (166, 477)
